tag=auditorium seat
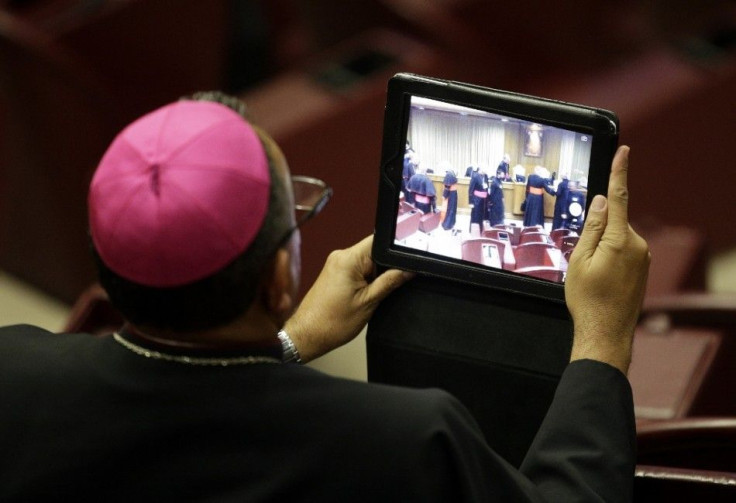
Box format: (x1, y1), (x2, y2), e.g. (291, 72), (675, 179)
(472, 237), (514, 270)
(514, 266), (564, 282)
(637, 417), (736, 473)
(48, 0), (229, 120)
(395, 210), (422, 241)
(520, 225), (544, 235)
(629, 325), (722, 420)
(493, 224), (520, 245)
(514, 242), (556, 269)
(558, 235), (579, 255)
(634, 465), (736, 501)
(518, 232), (550, 245)
(63, 283), (123, 336)
(0, 9), (123, 303)
(551, 229), (577, 248)
(461, 238), (503, 268)
(398, 200), (415, 214)
(419, 211), (441, 233)
(482, 229), (511, 241)
(634, 293), (736, 417)
(550, 228), (573, 244)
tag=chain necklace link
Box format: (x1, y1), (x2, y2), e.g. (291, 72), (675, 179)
(113, 333), (282, 366)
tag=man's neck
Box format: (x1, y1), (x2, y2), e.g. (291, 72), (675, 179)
(129, 309), (282, 351)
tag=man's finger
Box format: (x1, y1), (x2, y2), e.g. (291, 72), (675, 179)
(606, 146), (630, 233)
(572, 195), (608, 262)
(363, 269), (414, 305)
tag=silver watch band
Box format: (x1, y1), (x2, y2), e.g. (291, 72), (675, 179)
(277, 329), (302, 364)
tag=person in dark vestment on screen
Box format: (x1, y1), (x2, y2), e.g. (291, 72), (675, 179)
(0, 89), (651, 503)
(552, 175), (571, 230)
(407, 166), (436, 214)
(497, 153), (511, 181)
(402, 149), (417, 204)
(468, 165), (488, 235)
(523, 166), (556, 227)
(441, 166), (458, 231)
(488, 168), (506, 227)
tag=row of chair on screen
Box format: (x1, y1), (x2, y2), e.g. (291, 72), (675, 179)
(396, 203), (580, 251)
(395, 198), (447, 240)
(460, 238), (566, 280)
(486, 224), (579, 250)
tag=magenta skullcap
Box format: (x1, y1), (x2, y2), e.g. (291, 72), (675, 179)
(89, 100), (270, 287)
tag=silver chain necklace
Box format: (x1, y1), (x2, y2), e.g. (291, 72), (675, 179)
(113, 333), (282, 367)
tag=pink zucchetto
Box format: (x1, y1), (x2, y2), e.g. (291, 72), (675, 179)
(88, 100), (270, 287)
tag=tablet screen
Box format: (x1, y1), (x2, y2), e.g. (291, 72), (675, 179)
(395, 95), (594, 285)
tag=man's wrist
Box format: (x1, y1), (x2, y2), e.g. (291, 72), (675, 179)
(570, 335), (632, 375)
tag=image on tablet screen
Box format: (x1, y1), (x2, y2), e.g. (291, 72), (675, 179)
(395, 96), (593, 284)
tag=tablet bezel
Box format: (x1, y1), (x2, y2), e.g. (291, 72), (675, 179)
(372, 73), (618, 303)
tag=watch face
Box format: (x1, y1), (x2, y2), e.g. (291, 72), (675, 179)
(569, 202), (583, 217)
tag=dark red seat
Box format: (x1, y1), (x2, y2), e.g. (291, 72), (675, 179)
(461, 238), (502, 268)
(398, 200), (415, 215)
(559, 235), (579, 254)
(482, 229), (511, 241)
(395, 210), (422, 241)
(493, 224), (520, 245)
(473, 237), (515, 270)
(637, 417), (736, 473)
(636, 293), (736, 417)
(514, 242), (556, 269)
(0, 10), (124, 303)
(518, 232), (550, 245)
(520, 225), (543, 235)
(634, 465), (736, 501)
(550, 228), (573, 243)
(419, 211), (441, 233)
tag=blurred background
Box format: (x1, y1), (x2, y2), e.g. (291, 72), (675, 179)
(1, 0), (736, 369)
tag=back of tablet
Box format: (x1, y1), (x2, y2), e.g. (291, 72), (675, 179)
(367, 275), (572, 468)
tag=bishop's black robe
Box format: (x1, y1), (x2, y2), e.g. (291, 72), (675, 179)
(0, 324), (635, 502)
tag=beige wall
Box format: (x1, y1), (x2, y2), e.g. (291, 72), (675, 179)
(307, 325), (368, 381)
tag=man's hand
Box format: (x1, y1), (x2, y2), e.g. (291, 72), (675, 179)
(284, 235), (413, 363)
(565, 146), (650, 374)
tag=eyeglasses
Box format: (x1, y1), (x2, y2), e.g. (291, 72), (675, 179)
(272, 176), (332, 250)
(291, 175), (332, 226)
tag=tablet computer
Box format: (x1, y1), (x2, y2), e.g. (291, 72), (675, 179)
(372, 73), (618, 303)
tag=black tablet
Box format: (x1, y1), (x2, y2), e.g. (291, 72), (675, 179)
(372, 73), (618, 303)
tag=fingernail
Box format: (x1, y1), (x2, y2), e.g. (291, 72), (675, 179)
(402, 270), (416, 280)
(590, 195), (607, 211)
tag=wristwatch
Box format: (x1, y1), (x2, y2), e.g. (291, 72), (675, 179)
(277, 329), (302, 364)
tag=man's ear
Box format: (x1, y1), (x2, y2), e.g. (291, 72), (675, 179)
(263, 248), (296, 316)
